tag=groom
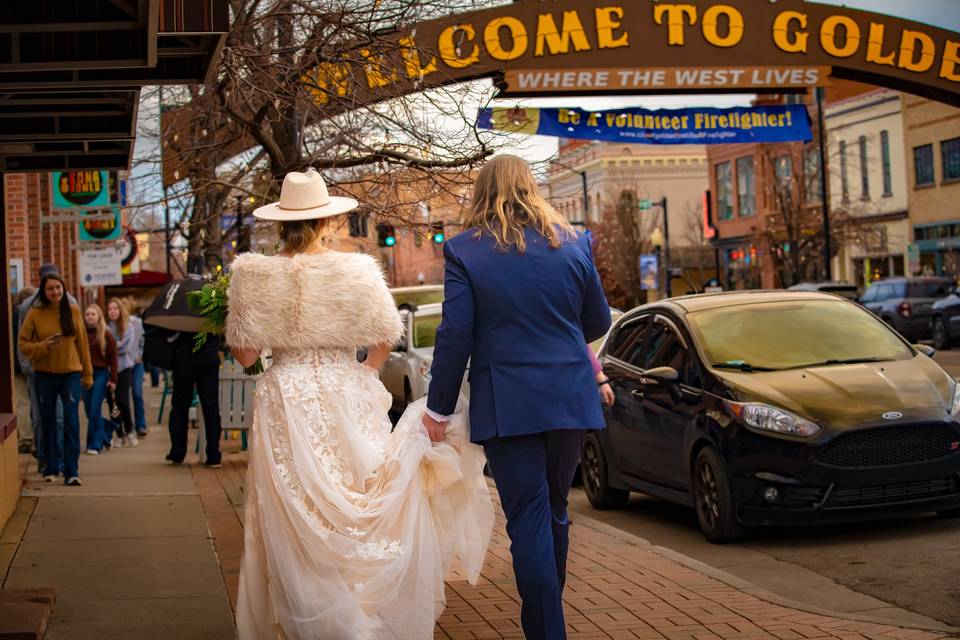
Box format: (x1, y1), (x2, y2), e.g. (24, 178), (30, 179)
(422, 225), (611, 638)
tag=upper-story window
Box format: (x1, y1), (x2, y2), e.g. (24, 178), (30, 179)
(736, 157), (755, 217)
(941, 137), (960, 182)
(716, 162), (733, 221)
(914, 144), (935, 187)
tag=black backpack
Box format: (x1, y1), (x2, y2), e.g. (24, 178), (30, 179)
(141, 324), (178, 370)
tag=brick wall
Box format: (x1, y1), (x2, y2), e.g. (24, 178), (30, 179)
(6, 172), (81, 297)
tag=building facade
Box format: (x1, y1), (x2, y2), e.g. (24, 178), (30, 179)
(546, 140), (714, 298)
(825, 89), (909, 289)
(902, 96), (960, 277)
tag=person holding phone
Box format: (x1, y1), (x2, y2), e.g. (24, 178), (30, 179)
(19, 273), (93, 486)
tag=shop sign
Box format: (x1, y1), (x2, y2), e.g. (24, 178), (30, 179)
(78, 206), (122, 242)
(79, 246), (122, 288)
(52, 171), (110, 210)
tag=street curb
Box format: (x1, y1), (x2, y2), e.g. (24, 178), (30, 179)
(573, 513), (960, 636)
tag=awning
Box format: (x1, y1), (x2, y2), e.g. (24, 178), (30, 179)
(0, 0), (229, 173)
(118, 270), (174, 288)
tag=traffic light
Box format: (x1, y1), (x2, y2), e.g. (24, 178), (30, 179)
(377, 223), (396, 247)
(430, 222), (444, 244)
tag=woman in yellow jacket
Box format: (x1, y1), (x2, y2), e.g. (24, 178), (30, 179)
(19, 273), (93, 486)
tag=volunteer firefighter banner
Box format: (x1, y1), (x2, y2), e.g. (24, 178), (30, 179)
(477, 104), (812, 144)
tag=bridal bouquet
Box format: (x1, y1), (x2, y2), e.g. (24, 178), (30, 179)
(187, 274), (264, 375)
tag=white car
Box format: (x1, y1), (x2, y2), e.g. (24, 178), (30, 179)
(380, 303), (450, 413)
(380, 303), (621, 415)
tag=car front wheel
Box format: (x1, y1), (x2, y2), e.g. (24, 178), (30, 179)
(933, 317), (953, 350)
(581, 433), (629, 510)
(693, 447), (750, 543)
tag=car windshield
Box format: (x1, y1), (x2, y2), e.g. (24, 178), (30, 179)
(687, 300), (913, 371)
(907, 281), (952, 298)
(412, 314), (441, 348)
(819, 286), (858, 300)
(392, 289), (444, 307)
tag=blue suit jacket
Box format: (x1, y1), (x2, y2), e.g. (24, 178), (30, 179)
(426, 227), (611, 443)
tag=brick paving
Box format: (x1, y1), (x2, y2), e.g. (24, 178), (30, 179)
(195, 440), (958, 640)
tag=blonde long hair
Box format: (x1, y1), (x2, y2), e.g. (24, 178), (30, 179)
(465, 154), (576, 252)
(86, 305), (108, 356)
(107, 297), (129, 338)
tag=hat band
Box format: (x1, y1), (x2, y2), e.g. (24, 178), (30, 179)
(276, 197), (332, 211)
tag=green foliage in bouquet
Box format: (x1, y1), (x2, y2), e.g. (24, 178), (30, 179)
(186, 274), (264, 375)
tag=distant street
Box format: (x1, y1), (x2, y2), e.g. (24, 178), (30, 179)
(568, 348), (960, 629)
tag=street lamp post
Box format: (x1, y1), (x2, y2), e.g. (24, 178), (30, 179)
(641, 197), (672, 297)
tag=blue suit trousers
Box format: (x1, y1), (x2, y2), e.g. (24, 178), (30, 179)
(483, 429), (584, 640)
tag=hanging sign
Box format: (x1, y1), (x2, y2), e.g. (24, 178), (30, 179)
(79, 246), (123, 288)
(78, 206), (122, 242)
(52, 171), (110, 210)
(478, 105), (812, 145)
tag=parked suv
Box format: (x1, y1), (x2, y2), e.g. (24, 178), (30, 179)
(931, 285), (960, 350)
(859, 277), (954, 341)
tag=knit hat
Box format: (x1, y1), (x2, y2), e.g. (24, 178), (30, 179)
(39, 263), (60, 278)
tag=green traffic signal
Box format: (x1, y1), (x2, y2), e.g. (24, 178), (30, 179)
(385, 235), (396, 247)
(432, 233), (444, 244)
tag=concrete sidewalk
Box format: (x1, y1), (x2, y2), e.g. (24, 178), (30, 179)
(3, 382), (959, 640)
(1, 397), (235, 640)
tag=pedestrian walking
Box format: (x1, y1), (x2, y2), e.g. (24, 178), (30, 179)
(424, 154), (611, 640)
(107, 298), (138, 447)
(12, 286), (36, 454)
(17, 263), (77, 474)
(82, 305), (118, 454)
(18, 273), (93, 486)
(125, 302), (148, 437)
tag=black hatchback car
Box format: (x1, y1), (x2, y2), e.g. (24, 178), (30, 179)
(583, 291), (960, 542)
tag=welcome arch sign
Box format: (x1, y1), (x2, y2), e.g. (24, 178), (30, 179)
(304, 0), (960, 109)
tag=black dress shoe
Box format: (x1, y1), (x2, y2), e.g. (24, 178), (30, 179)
(165, 453), (184, 465)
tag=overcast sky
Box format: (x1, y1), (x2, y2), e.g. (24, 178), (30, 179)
(812, 0), (960, 31)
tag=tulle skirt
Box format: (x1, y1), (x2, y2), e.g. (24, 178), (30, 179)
(236, 348), (493, 640)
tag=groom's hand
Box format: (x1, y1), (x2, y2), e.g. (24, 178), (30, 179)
(421, 413), (447, 443)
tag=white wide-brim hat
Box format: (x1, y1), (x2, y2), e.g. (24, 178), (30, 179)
(253, 169), (358, 221)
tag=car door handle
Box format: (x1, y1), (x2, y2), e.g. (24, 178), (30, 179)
(631, 389), (645, 400)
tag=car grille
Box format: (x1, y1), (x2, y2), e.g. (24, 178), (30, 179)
(825, 476), (960, 508)
(816, 423), (960, 468)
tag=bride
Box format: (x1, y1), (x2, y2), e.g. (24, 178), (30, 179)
(225, 170), (494, 639)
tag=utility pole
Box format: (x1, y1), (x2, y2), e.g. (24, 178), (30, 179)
(817, 87), (832, 281)
(641, 197), (672, 298)
(159, 84), (172, 276)
(661, 197), (671, 298)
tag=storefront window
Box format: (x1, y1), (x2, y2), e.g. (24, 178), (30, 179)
(724, 245), (761, 290)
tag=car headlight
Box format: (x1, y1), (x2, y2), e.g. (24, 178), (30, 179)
(726, 401), (821, 437)
(951, 383), (960, 417)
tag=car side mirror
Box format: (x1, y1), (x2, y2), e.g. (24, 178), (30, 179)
(914, 344), (936, 358)
(393, 338), (407, 353)
(642, 366), (680, 384)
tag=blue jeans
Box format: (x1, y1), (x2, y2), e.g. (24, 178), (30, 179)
(30, 373), (63, 472)
(35, 372), (82, 480)
(131, 362), (146, 433)
(83, 368), (111, 451)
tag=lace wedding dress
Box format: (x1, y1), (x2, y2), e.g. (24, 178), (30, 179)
(225, 252), (494, 640)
